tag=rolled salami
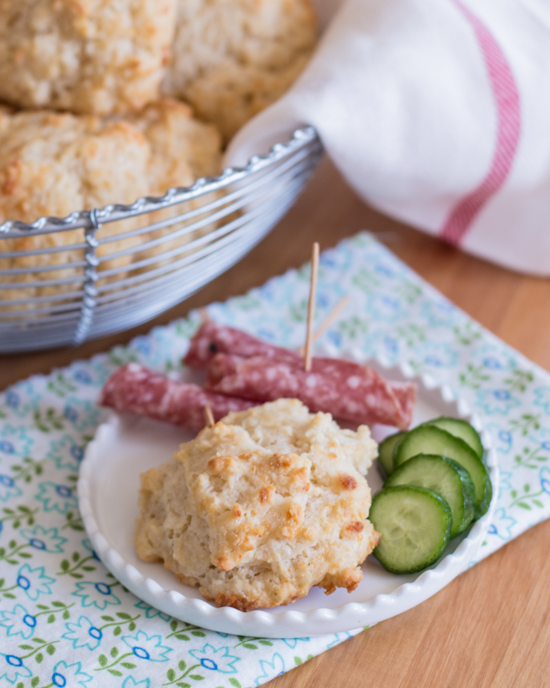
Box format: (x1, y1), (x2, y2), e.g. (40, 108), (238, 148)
(100, 362), (254, 432)
(186, 321), (415, 428)
(184, 321), (297, 368)
(206, 353), (412, 430)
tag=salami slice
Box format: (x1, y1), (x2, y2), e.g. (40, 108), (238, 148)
(206, 353), (412, 429)
(186, 322), (415, 427)
(100, 363), (254, 432)
(184, 321), (297, 368)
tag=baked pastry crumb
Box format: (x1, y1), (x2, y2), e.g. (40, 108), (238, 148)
(163, 0), (317, 141)
(0, 0), (177, 115)
(135, 398), (379, 610)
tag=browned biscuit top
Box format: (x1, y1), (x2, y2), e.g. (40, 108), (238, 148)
(135, 399), (379, 610)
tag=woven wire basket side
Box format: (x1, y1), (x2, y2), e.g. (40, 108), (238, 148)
(0, 127), (323, 353)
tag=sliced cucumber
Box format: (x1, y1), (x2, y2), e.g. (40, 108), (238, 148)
(370, 486), (452, 574)
(426, 417), (483, 459)
(377, 431), (405, 477)
(384, 454), (476, 538)
(394, 425), (492, 518)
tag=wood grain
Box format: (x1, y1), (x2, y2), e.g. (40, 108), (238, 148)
(2, 157), (550, 688)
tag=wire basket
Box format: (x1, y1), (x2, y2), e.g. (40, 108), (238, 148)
(0, 126), (322, 353)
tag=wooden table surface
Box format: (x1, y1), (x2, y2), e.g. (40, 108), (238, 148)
(2, 157), (550, 687)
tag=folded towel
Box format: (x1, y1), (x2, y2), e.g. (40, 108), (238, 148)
(227, 0), (550, 276)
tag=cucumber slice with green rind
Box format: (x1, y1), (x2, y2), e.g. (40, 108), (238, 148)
(377, 431), (405, 477)
(384, 454), (476, 537)
(393, 425), (492, 518)
(426, 417), (484, 459)
(370, 486), (452, 574)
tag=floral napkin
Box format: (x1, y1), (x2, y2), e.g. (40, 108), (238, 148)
(1, 232), (549, 688)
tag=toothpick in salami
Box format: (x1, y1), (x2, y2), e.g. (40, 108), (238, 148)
(304, 241), (319, 372)
(184, 321), (416, 428)
(204, 404), (215, 428)
(99, 363), (254, 433)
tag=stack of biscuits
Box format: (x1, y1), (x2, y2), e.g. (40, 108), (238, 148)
(0, 0), (317, 310)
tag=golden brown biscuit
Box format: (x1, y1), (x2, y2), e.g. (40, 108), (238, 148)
(135, 399), (378, 611)
(125, 98), (224, 278)
(0, 100), (222, 311)
(163, 0), (317, 142)
(0, 0), (176, 115)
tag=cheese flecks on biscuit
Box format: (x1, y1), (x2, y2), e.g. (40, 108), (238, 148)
(135, 399), (379, 611)
(0, 0), (177, 116)
(163, 0), (317, 142)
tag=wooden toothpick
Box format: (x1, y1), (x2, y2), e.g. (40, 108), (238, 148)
(303, 242), (320, 371)
(299, 296), (350, 355)
(198, 308), (211, 325)
(204, 404), (215, 428)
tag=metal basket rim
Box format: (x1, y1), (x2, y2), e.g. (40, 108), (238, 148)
(0, 125), (318, 237)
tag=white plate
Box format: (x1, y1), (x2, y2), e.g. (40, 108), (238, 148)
(78, 351), (498, 638)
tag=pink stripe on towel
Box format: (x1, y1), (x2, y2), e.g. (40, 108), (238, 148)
(439, 0), (521, 245)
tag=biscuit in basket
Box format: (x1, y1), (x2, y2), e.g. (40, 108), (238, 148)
(163, 0), (317, 142)
(135, 399), (379, 611)
(0, 100), (222, 312)
(0, 0), (177, 115)
(126, 98), (223, 274)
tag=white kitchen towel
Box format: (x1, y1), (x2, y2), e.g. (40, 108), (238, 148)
(227, 0), (550, 276)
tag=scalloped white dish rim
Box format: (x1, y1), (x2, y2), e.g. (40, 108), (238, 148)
(78, 346), (499, 638)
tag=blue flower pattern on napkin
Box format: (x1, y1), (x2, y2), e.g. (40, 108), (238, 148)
(189, 643), (240, 673)
(0, 233), (549, 687)
(63, 616), (103, 650)
(0, 604), (36, 639)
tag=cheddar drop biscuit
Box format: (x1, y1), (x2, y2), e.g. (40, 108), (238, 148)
(135, 399), (378, 611)
(163, 0), (317, 142)
(0, 0), (176, 115)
